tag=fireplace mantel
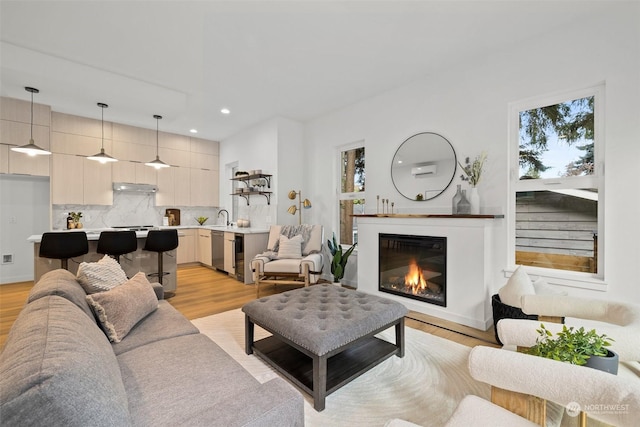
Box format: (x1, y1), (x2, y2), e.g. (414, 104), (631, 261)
(356, 215), (500, 330)
(353, 214), (504, 219)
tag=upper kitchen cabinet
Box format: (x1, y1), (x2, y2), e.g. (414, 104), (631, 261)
(155, 166), (188, 206)
(50, 112), (112, 205)
(191, 168), (218, 207)
(0, 97), (51, 176)
(51, 153), (112, 205)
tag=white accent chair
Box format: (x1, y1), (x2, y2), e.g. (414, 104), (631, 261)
(498, 296), (640, 362)
(386, 346), (640, 427)
(251, 225), (324, 296)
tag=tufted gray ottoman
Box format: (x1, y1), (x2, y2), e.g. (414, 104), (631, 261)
(242, 284), (408, 411)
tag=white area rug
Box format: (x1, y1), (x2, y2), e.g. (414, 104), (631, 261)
(192, 309), (490, 427)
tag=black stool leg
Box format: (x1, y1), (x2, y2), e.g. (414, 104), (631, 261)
(157, 252), (164, 285)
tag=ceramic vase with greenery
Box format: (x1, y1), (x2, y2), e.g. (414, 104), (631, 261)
(526, 323), (617, 373)
(327, 233), (357, 283)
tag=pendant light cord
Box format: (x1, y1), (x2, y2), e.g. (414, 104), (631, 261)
(101, 106), (104, 149)
(30, 90), (34, 141)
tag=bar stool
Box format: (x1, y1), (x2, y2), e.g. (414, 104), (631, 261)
(97, 230), (138, 264)
(143, 229), (179, 286)
(39, 232), (89, 271)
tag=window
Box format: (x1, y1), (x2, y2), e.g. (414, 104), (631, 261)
(510, 85), (603, 280)
(339, 144), (365, 245)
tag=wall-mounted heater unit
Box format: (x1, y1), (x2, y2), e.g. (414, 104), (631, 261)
(411, 164), (437, 176)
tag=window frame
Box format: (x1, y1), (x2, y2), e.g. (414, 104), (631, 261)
(507, 84), (606, 289)
(337, 140), (365, 247)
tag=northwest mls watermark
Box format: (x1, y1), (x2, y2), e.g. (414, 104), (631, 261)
(566, 401), (630, 417)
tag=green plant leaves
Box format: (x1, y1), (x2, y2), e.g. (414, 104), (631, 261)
(526, 323), (613, 366)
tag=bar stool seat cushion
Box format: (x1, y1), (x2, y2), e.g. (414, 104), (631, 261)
(77, 255), (128, 294)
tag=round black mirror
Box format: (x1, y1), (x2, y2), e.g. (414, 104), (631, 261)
(391, 132), (457, 201)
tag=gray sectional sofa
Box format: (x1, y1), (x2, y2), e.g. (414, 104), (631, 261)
(0, 269), (303, 426)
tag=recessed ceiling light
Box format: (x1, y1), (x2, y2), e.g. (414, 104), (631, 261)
(190, 129), (198, 134)
(220, 108), (230, 115)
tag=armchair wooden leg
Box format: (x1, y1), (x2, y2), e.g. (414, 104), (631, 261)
(491, 386), (546, 425)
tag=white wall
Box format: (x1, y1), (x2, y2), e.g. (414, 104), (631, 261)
(304, 5), (640, 303)
(219, 117), (307, 228)
(0, 175), (50, 283)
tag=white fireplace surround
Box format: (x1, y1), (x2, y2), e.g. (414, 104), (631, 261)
(357, 216), (500, 330)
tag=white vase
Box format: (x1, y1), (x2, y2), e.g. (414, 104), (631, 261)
(469, 187), (480, 215)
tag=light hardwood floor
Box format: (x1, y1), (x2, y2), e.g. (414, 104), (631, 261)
(0, 264), (499, 349)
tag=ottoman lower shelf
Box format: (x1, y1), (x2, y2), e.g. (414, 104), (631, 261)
(252, 334), (401, 410)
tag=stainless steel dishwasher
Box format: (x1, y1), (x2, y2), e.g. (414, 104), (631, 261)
(211, 230), (225, 271)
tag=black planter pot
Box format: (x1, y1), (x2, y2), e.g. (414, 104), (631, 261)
(585, 349), (619, 375)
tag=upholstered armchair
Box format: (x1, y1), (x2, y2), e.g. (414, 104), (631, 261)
(251, 225), (324, 296)
(386, 346), (640, 427)
(497, 296), (640, 362)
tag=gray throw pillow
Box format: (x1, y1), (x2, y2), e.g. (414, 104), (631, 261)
(86, 272), (158, 343)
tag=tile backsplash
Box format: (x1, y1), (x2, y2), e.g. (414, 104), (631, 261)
(52, 192), (219, 230)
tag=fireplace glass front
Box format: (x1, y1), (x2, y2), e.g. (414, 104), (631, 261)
(379, 233), (446, 307)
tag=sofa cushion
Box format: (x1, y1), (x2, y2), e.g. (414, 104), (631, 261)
(77, 254), (128, 294)
(111, 300), (199, 355)
(86, 272), (158, 343)
(276, 234), (303, 259)
(0, 296), (130, 426)
(118, 333), (262, 425)
(27, 268), (95, 319)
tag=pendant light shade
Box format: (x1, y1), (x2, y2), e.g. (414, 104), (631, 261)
(145, 114), (170, 169)
(87, 102), (117, 163)
(11, 87), (51, 156)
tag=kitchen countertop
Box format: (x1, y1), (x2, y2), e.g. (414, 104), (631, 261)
(28, 225), (269, 242)
(158, 225), (270, 234)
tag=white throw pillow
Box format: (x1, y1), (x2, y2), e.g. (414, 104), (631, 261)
(498, 266), (536, 308)
(276, 234), (303, 259)
(532, 277), (569, 296)
(77, 255), (128, 294)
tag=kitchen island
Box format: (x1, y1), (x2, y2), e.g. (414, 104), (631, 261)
(28, 225), (271, 289)
(28, 229), (180, 293)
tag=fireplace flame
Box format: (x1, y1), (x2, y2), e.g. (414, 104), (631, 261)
(404, 259), (427, 294)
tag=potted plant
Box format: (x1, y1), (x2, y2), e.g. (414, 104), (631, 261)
(196, 216), (208, 225)
(327, 233), (357, 285)
(68, 211), (83, 229)
(526, 323), (618, 374)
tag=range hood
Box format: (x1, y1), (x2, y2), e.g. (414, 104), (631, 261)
(112, 183), (158, 193)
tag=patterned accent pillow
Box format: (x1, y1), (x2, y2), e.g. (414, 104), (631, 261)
(276, 234), (303, 259)
(77, 255), (128, 294)
(86, 272), (158, 343)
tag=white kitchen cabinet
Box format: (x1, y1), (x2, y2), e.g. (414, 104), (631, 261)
(177, 228), (197, 264)
(156, 166), (191, 206)
(0, 144), (8, 173)
(238, 232), (269, 284)
(191, 168), (218, 207)
(51, 153), (84, 204)
(1, 120), (51, 176)
(111, 160), (137, 184)
(223, 232), (235, 275)
(197, 229), (212, 267)
(51, 153), (112, 205)
(135, 163), (157, 185)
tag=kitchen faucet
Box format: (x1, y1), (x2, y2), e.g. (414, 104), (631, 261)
(218, 209), (230, 226)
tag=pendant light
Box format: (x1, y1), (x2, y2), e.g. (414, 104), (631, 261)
(145, 114), (170, 169)
(11, 87), (51, 156)
(87, 103), (118, 163)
